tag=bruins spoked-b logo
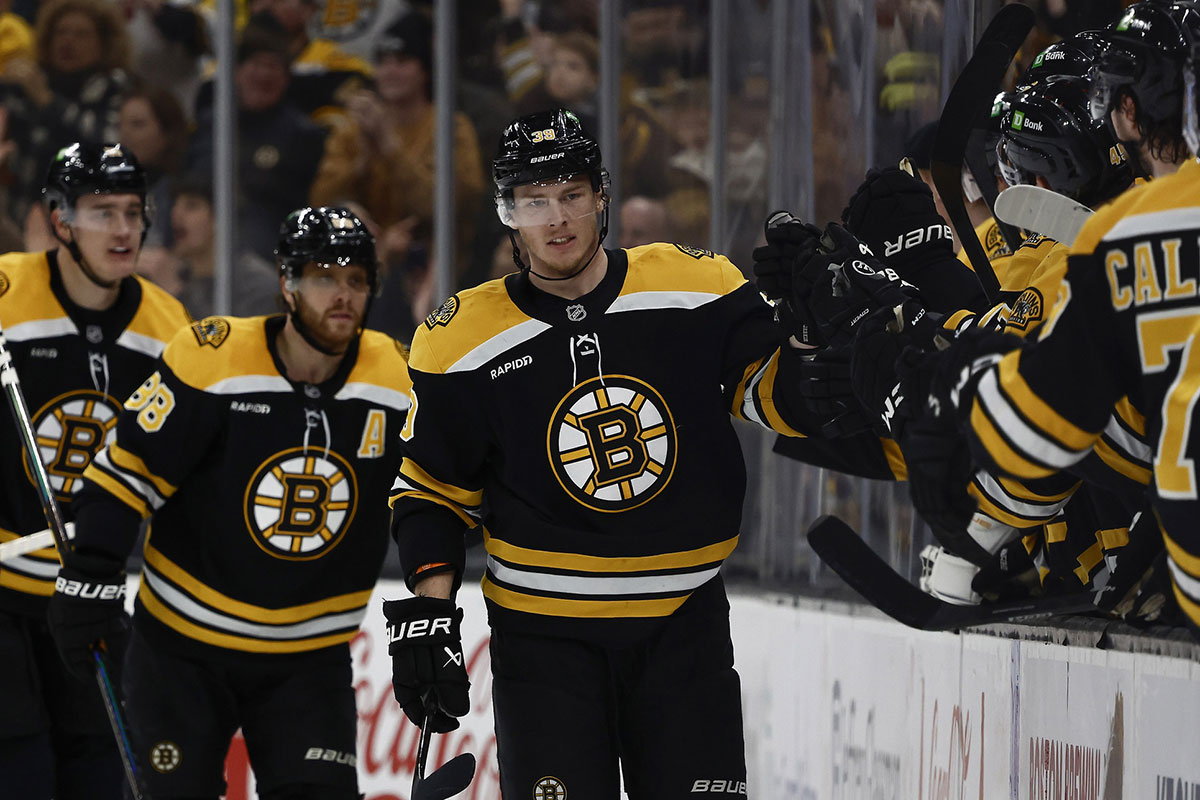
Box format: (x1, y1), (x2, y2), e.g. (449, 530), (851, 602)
(244, 448), (358, 560)
(534, 776), (567, 800)
(149, 741), (181, 773)
(25, 390), (120, 501)
(547, 375), (676, 512)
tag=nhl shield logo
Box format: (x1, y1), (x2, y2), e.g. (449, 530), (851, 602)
(425, 295), (459, 329)
(566, 304), (587, 322)
(547, 375), (676, 512)
(191, 317), (230, 348)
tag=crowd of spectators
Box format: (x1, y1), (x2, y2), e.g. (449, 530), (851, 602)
(0, 0), (1128, 348)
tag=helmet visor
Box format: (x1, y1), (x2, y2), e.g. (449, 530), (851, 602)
(61, 194), (148, 235)
(496, 176), (604, 228)
(1088, 49), (1139, 121)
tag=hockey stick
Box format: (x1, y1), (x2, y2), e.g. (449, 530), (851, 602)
(411, 692), (476, 800)
(0, 524), (72, 563)
(806, 515), (1098, 631)
(993, 185), (1094, 247)
(930, 3), (1035, 303)
(0, 321), (149, 799)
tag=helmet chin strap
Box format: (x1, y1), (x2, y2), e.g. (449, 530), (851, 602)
(510, 203), (609, 283)
(54, 226), (119, 290)
(284, 288), (369, 358)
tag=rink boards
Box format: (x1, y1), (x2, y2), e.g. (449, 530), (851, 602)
(208, 580), (1200, 799)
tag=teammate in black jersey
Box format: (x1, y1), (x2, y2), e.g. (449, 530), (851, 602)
(385, 109), (831, 799)
(0, 143), (190, 800)
(46, 206), (412, 799)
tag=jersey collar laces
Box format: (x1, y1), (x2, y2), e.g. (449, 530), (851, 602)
(302, 407), (331, 459)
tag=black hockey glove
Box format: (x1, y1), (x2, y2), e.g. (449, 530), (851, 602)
(46, 553), (130, 682)
(752, 211), (827, 346)
(849, 303), (947, 437)
(791, 346), (873, 438)
(383, 596), (470, 733)
(796, 223), (924, 350)
(841, 167), (954, 274)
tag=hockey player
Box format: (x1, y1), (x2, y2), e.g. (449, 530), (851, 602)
(45, 206), (411, 799)
(0, 142), (190, 800)
(385, 109), (830, 798)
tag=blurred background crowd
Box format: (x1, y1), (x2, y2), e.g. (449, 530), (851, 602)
(0, 0), (1135, 588)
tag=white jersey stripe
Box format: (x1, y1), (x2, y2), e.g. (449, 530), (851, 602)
(606, 290), (723, 314)
(487, 555), (721, 596)
(977, 369), (1087, 470)
(334, 382), (412, 411)
(1104, 206), (1200, 242)
(115, 330), (169, 359)
(4, 317), (77, 342)
(205, 374), (295, 395)
(447, 318), (551, 374)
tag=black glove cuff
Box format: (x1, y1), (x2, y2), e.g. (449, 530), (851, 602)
(53, 564), (127, 603)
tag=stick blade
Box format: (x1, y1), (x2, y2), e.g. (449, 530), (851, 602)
(993, 185), (1093, 246)
(806, 515), (945, 629)
(413, 752), (477, 800)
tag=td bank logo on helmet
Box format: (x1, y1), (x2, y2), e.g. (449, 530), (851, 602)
(530, 153), (565, 164)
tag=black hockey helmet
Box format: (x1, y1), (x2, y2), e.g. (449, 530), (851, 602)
(275, 206), (379, 294)
(493, 108), (608, 196)
(998, 77), (1134, 206)
(1018, 31), (1111, 91)
(1088, 1), (1200, 126)
(43, 142), (148, 223)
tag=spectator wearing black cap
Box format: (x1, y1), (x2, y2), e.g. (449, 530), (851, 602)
(184, 18), (327, 263)
(309, 11), (483, 286)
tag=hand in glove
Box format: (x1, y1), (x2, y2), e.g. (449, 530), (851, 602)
(795, 223), (925, 350)
(46, 552), (130, 682)
(383, 596), (470, 733)
(751, 211), (826, 346)
(841, 167), (955, 275)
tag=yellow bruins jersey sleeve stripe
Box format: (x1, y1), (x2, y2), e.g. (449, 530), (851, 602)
(80, 459), (155, 518)
(396, 458), (483, 510)
(137, 585), (359, 654)
(106, 442), (177, 499)
(388, 486), (478, 528)
(486, 554), (721, 597)
(0, 569), (55, 596)
(968, 472), (1074, 527)
(337, 330), (413, 407)
(1097, 526), (1130, 550)
(89, 448), (168, 512)
(968, 396), (1056, 479)
(162, 316), (289, 392)
(144, 543), (373, 623)
(882, 438), (907, 480)
(943, 309), (975, 332)
(734, 351), (807, 438)
(484, 528), (738, 572)
(481, 575), (692, 619)
(1092, 436), (1153, 486)
(997, 354), (1096, 452)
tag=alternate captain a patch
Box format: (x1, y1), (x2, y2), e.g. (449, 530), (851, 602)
(244, 447), (358, 560)
(547, 375), (676, 512)
(1006, 287), (1044, 331)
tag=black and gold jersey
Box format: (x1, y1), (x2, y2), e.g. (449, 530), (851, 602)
(73, 315), (411, 657)
(963, 159), (1200, 625)
(390, 244), (814, 640)
(0, 250), (190, 615)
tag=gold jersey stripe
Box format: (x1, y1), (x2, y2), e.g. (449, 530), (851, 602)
(1072, 540), (1104, 585)
(1092, 437), (1152, 486)
(730, 357), (762, 420)
(138, 586), (356, 653)
(1113, 396), (1146, 435)
(1098, 527), (1130, 550)
(882, 438), (907, 481)
(1044, 519), (1068, 544)
(967, 484), (1044, 529)
(943, 308), (974, 332)
(754, 351), (808, 438)
(970, 400), (1054, 479)
(82, 463), (154, 518)
(399, 458), (483, 508)
(388, 489), (477, 527)
(482, 575), (691, 618)
(1162, 527), (1200, 578)
(108, 442), (178, 498)
(996, 474), (1078, 504)
(1000, 352), (1096, 452)
(0, 569), (54, 595)
(484, 529), (738, 573)
(143, 544), (373, 623)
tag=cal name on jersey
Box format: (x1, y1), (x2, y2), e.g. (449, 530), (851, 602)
(1104, 234), (1200, 311)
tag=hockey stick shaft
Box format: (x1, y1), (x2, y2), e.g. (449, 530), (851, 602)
(807, 514), (1098, 630)
(411, 691), (476, 800)
(0, 525), (73, 563)
(0, 322), (149, 799)
(930, 4), (1035, 303)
